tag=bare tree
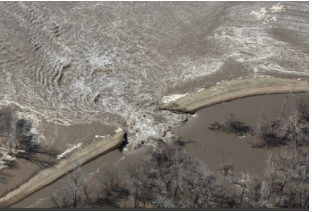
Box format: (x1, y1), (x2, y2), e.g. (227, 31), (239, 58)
(228, 172), (253, 208)
(126, 144), (231, 208)
(48, 162), (90, 208)
(47, 136), (308, 209)
(218, 163), (234, 178)
(245, 176), (265, 208)
(49, 187), (70, 208)
(0, 106), (18, 155)
(125, 163), (150, 208)
(262, 153), (280, 205)
(281, 112), (308, 149)
(255, 112), (271, 140)
(253, 111), (290, 148)
(67, 163), (84, 208)
(209, 112), (251, 135)
(256, 148), (309, 208)
(293, 93), (309, 122)
(81, 177), (92, 203)
(285, 149), (309, 208)
(279, 93), (291, 121)
(97, 165), (120, 196)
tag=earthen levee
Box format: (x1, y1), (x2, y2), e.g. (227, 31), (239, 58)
(161, 78), (308, 113)
(0, 131), (125, 208)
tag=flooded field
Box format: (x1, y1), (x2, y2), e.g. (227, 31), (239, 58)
(172, 93), (302, 174)
(0, 1), (308, 208)
(11, 93), (306, 208)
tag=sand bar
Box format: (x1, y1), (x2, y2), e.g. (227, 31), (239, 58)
(0, 131), (125, 208)
(161, 77), (308, 113)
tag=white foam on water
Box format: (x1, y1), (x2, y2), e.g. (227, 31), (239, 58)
(250, 7), (268, 19)
(0, 147), (25, 170)
(114, 127), (123, 133)
(250, 3), (285, 20)
(162, 93), (189, 104)
(115, 156), (125, 166)
(0, 2), (307, 152)
(57, 143), (82, 160)
(197, 88), (205, 93)
(95, 134), (109, 139)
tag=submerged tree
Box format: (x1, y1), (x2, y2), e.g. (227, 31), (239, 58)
(97, 165), (120, 197)
(0, 106), (18, 155)
(293, 93), (309, 122)
(125, 144), (235, 208)
(258, 148), (309, 208)
(209, 112), (251, 135)
(49, 162), (91, 208)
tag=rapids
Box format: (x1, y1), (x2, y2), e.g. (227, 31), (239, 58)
(0, 2), (308, 151)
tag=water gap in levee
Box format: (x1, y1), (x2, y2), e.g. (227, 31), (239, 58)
(12, 93), (304, 208)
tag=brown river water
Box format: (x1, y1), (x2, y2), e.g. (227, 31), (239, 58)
(11, 93), (302, 208)
(0, 1), (308, 154)
(0, 1), (307, 208)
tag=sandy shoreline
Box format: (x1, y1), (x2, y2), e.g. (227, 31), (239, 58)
(161, 77), (308, 113)
(0, 131), (125, 208)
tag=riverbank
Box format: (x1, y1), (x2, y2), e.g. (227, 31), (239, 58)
(161, 77), (308, 113)
(0, 131), (125, 208)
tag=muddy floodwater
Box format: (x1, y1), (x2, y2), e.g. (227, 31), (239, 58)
(0, 120), (117, 199)
(0, 1), (308, 154)
(0, 1), (308, 208)
(171, 93), (302, 174)
(12, 146), (147, 208)
(11, 93), (304, 208)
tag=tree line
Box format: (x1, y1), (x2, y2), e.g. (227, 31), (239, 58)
(47, 142), (308, 208)
(0, 106), (58, 171)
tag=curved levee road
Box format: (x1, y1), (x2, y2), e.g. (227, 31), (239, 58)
(161, 77), (308, 113)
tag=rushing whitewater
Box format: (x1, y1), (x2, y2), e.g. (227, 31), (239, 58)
(0, 2), (308, 152)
